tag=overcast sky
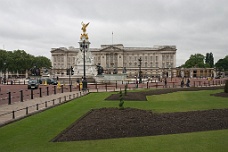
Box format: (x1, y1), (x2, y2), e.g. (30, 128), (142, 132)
(0, 0), (227, 66)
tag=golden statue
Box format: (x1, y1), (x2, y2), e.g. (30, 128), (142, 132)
(81, 22), (89, 33)
(80, 22), (89, 40)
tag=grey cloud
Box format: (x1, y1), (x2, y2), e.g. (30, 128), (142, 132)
(0, 0), (227, 66)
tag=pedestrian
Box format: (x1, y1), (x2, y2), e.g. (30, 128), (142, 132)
(164, 78), (167, 88)
(186, 78), (190, 87)
(181, 79), (184, 88)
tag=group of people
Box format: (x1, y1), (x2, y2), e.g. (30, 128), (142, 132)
(163, 78), (191, 88)
(181, 78), (190, 87)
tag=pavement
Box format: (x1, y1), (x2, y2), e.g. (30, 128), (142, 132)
(0, 90), (89, 126)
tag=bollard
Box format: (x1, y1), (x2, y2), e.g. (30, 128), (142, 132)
(147, 82), (149, 89)
(105, 83), (107, 92)
(70, 84), (72, 92)
(20, 90), (23, 102)
(8, 91), (11, 105)
(24, 80), (25, 85)
(116, 81), (117, 89)
(31, 89), (34, 99)
(53, 99), (55, 105)
(64, 96), (66, 101)
(39, 88), (42, 97)
(54, 86), (56, 94)
(59, 97), (61, 103)
(47, 87), (49, 96)
(45, 101), (47, 107)
(61, 85), (64, 93)
(36, 104), (39, 110)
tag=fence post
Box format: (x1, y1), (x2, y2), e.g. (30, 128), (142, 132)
(70, 84), (72, 92)
(31, 89), (34, 99)
(8, 91), (11, 105)
(20, 90), (23, 102)
(12, 111), (15, 119)
(26, 107), (28, 115)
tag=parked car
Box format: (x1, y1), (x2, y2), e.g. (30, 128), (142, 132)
(27, 79), (39, 89)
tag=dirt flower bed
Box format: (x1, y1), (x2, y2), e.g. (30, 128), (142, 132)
(53, 108), (228, 142)
(105, 86), (225, 101)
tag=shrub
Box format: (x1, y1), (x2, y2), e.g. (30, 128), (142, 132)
(119, 90), (124, 109)
(224, 80), (228, 93)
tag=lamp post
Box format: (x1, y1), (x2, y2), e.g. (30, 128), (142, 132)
(80, 40), (88, 90)
(138, 57), (142, 83)
(3, 62), (6, 83)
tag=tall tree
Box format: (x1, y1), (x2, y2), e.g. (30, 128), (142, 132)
(183, 53), (205, 68)
(205, 52), (214, 68)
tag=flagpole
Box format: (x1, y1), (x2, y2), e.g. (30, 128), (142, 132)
(112, 32), (113, 46)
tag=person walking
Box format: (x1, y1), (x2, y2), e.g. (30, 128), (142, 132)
(186, 78), (190, 87)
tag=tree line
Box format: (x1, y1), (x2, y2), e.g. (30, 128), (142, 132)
(0, 49), (51, 74)
(181, 52), (228, 71)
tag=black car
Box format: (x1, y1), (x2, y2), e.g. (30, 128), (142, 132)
(28, 79), (39, 89)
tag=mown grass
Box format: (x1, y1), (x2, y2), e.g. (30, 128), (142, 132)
(0, 89), (227, 152)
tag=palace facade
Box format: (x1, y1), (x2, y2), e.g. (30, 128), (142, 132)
(51, 44), (177, 78)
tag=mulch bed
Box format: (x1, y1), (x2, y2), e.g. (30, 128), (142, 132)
(53, 108), (228, 142)
(53, 86), (228, 142)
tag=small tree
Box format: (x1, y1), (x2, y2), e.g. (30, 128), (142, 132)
(225, 80), (228, 93)
(119, 90), (124, 109)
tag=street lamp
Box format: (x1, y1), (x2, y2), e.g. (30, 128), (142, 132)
(138, 57), (142, 83)
(80, 40), (88, 90)
(3, 62), (6, 83)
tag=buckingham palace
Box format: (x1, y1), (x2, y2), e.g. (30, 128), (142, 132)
(51, 44), (177, 78)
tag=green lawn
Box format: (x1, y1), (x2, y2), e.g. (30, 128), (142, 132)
(0, 89), (227, 152)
